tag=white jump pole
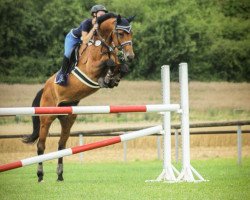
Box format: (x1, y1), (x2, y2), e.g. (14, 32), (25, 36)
(177, 63), (205, 182)
(153, 65), (179, 182)
(0, 125), (162, 172)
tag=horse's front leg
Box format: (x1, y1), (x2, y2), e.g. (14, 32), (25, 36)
(37, 116), (56, 182)
(57, 114), (77, 181)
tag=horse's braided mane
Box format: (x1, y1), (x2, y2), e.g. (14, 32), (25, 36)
(97, 13), (117, 25)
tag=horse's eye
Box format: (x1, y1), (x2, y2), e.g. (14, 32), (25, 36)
(118, 32), (124, 37)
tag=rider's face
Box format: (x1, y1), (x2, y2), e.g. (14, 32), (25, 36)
(96, 11), (106, 17)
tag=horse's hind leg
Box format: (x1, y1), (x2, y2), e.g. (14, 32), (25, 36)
(37, 115), (56, 182)
(57, 114), (77, 181)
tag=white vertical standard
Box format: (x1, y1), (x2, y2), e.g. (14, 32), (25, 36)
(175, 129), (179, 163)
(177, 63), (205, 182)
(154, 65), (180, 182)
(237, 125), (242, 165)
(79, 134), (84, 163)
(123, 140), (127, 162)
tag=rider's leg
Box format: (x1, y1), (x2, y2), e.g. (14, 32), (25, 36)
(56, 32), (80, 86)
(60, 56), (70, 76)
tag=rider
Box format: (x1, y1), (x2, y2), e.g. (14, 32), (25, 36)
(55, 5), (108, 86)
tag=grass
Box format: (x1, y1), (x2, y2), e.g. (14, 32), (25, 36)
(0, 158), (249, 200)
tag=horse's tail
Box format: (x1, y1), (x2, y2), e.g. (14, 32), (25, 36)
(22, 88), (44, 144)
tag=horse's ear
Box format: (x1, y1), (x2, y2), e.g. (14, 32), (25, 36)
(117, 14), (122, 24)
(126, 15), (136, 23)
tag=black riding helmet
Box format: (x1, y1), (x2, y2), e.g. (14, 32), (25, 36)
(90, 5), (108, 16)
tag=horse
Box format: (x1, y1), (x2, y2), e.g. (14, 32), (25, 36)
(22, 13), (135, 182)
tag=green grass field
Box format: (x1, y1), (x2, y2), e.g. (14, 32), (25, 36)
(0, 158), (249, 200)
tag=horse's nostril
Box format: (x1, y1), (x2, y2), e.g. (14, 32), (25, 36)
(127, 54), (134, 61)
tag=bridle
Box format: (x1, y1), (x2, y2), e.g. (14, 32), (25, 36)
(94, 20), (133, 63)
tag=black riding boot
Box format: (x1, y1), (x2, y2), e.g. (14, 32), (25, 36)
(55, 56), (70, 86)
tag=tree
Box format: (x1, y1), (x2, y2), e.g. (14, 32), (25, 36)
(0, 0), (249, 82)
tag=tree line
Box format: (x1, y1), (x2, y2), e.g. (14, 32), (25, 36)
(0, 0), (249, 83)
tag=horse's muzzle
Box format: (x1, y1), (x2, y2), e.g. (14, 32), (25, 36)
(126, 54), (135, 62)
(124, 51), (135, 62)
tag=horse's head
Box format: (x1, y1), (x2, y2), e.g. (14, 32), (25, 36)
(96, 13), (135, 88)
(111, 15), (135, 62)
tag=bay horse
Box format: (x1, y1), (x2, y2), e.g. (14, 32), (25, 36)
(22, 13), (135, 182)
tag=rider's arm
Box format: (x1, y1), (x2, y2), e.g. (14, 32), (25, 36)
(81, 26), (96, 44)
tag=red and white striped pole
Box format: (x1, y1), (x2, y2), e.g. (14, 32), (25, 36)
(0, 104), (180, 116)
(0, 125), (162, 172)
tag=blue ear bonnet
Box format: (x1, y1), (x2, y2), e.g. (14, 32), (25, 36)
(96, 13), (135, 33)
(116, 18), (132, 33)
(118, 18), (130, 26)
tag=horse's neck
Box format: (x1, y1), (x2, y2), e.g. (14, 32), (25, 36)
(97, 18), (115, 44)
(75, 19), (115, 81)
(76, 43), (103, 81)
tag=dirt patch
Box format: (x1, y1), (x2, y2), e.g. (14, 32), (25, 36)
(0, 135), (249, 164)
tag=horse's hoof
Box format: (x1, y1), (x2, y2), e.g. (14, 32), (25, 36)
(37, 171), (44, 183)
(57, 176), (64, 182)
(38, 179), (44, 183)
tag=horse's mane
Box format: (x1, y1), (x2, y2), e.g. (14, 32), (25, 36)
(97, 13), (117, 25)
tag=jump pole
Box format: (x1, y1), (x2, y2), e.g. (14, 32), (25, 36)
(0, 104), (180, 116)
(177, 63), (205, 182)
(0, 125), (162, 172)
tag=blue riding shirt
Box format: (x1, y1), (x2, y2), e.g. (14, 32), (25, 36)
(64, 19), (93, 58)
(71, 19), (93, 38)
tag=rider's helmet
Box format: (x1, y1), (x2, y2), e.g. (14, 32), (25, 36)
(90, 5), (108, 16)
